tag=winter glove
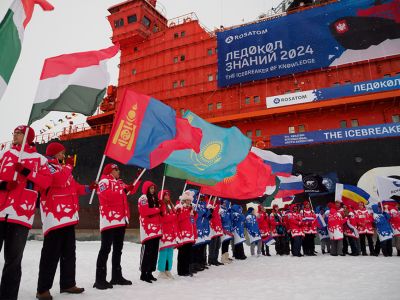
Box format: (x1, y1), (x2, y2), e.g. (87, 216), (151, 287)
(89, 181), (98, 191)
(65, 156), (75, 166)
(15, 162), (30, 177)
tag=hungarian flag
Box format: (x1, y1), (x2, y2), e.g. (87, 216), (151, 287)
(28, 44), (119, 124)
(0, 0), (54, 100)
(104, 89), (202, 169)
(198, 152), (275, 199)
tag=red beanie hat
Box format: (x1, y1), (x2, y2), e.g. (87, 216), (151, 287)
(14, 125), (35, 144)
(46, 142), (65, 156)
(102, 163), (118, 175)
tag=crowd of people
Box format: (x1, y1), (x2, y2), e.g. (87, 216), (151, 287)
(0, 125), (399, 300)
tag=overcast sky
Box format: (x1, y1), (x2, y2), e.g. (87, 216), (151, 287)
(0, 0), (281, 143)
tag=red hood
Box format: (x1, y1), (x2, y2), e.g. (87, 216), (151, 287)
(142, 180), (156, 194)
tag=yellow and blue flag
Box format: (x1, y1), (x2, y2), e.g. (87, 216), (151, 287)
(165, 110), (251, 181)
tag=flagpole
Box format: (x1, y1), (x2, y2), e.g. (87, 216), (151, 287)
(127, 168), (146, 196)
(13, 127), (30, 181)
(89, 154), (106, 205)
(160, 174), (166, 200)
(182, 181), (188, 194)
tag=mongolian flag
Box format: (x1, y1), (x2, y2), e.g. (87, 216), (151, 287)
(0, 0), (54, 100)
(104, 89), (202, 169)
(166, 110), (251, 181)
(29, 44), (119, 124)
(335, 183), (371, 209)
(197, 152), (275, 199)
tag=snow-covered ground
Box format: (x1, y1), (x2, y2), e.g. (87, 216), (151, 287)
(9, 241), (399, 300)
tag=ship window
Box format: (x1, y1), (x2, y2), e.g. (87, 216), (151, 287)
(351, 119), (359, 127)
(333, 82), (340, 87)
(254, 96), (260, 104)
(207, 48), (213, 56)
(208, 74), (213, 81)
(215, 73), (218, 80)
(344, 80), (352, 85)
(180, 55), (185, 61)
(180, 80), (185, 87)
(340, 120), (347, 128)
(383, 74), (391, 78)
(181, 31), (186, 37)
(392, 115), (400, 123)
(128, 15), (137, 24)
(173, 57), (178, 63)
(114, 18), (124, 28)
(298, 125), (305, 133)
(174, 33), (179, 39)
(255, 129), (262, 137)
(245, 97), (251, 105)
(246, 131), (252, 138)
(208, 103), (213, 111)
(153, 25), (159, 33)
(288, 126), (295, 134)
(294, 89), (301, 92)
(132, 69), (136, 75)
(173, 81), (178, 88)
(142, 16), (151, 28)
(216, 102), (222, 109)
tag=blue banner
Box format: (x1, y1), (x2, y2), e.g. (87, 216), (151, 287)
(217, 0), (400, 87)
(266, 74), (400, 108)
(270, 123), (400, 147)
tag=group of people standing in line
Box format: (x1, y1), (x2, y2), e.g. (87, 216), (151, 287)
(0, 125), (399, 300)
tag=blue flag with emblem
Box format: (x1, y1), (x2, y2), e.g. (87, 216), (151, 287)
(165, 110), (251, 181)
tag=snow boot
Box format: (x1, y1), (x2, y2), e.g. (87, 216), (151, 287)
(93, 267), (113, 290)
(158, 272), (169, 279)
(140, 272), (153, 283)
(110, 267), (132, 285)
(165, 271), (175, 279)
(36, 290), (52, 300)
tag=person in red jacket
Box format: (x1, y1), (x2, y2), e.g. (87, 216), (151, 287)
(287, 204), (304, 257)
(256, 205), (272, 256)
(93, 163), (139, 290)
(327, 202), (347, 256)
(207, 197), (223, 266)
(301, 201), (317, 256)
(355, 202), (375, 256)
(0, 125), (51, 300)
(138, 181), (162, 283)
(37, 142), (92, 299)
(176, 190), (196, 276)
(157, 189), (179, 279)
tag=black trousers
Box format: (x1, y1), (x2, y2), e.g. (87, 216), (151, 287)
(37, 225), (77, 293)
(140, 237), (160, 273)
(375, 238), (393, 257)
(95, 226), (126, 281)
(291, 236), (302, 256)
(302, 234), (315, 255)
(283, 234), (291, 255)
(233, 243), (245, 259)
(208, 237), (221, 264)
(359, 234), (374, 255)
(0, 221), (29, 300)
(274, 236), (284, 255)
(177, 243), (193, 275)
(221, 239), (230, 254)
(347, 236), (360, 255)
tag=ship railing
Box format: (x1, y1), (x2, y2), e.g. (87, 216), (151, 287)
(168, 12), (198, 27)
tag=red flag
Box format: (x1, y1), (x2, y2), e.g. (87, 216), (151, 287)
(150, 117), (202, 168)
(197, 152), (275, 199)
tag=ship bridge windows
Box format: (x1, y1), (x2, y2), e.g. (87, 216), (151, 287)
(351, 119), (359, 127)
(298, 125), (305, 133)
(208, 74), (213, 82)
(207, 48), (213, 56)
(132, 69), (136, 75)
(173, 81), (178, 88)
(216, 102), (222, 109)
(173, 57), (179, 63)
(246, 131), (252, 138)
(208, 103), (213, 111)
(174, 33), (179, 39)
(128, 14), (137, 24)
(245, 97), (251, 105)
(180, 55), (185, 61)
(255, 129), (262, 137)
(181, 31), (186, 37)
(288, 126), (295, 134)
(254, 96), (260, 104)
(392, 115), (399, 123)
(344, 80), (352, 85)
(114, 18), (124, 28)
(180, 80), (185, 87)
(383, 74), (391, 78)
(340, 120), (347, 128)
(142, 16), (151, 28)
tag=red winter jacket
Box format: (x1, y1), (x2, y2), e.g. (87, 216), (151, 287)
(327, 207), (347, 240)
(138, 181), (162, 243)
(97, 174), (130, 232)
(176, 202), (197, 246)
(301, 209), (317, 234)
(159, 199), (179, 250)
(355, 208), (374, 234)
(257, 209), (271, 238)
(287, 211), (304, 237)
(208, 200), (223, 239)
(40, 159), (87, 235)
(0, 145), (51, 228)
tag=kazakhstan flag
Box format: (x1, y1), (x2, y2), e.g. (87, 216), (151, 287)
(165, 110), (251, 181)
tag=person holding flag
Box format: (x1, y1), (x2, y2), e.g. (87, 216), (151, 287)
(231, 204), (246, 260)
(385, 203), (400, 256)
(270, 204), (285, 255)
(36, 142), (95, 299)
(220, 199), (234, 264)
(208, 197), (224, 266)
(326, 202), (347, 256)
(343, 205), (360, 256)
(257, 205), (272, 256)
(93, 163), (139, 290)
(372, 203), (393, 257)
(0, 125), (51, 300)
(138, 181), (162, 283)
(245, 207), (262, 257)
(316, 206), (330, 254)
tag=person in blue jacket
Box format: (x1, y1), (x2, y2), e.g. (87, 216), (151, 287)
(245, 207), (262, 256)
(372, 203), (393, 257)
(231, 204), (246, 260)
(220, 199), (234, 264)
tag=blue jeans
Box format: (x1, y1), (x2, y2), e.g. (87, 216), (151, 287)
(157, 247), (174, 272)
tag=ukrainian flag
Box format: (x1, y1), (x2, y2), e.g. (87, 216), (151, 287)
(165, 110), (251, 181)
(335, 183), (370, 208)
